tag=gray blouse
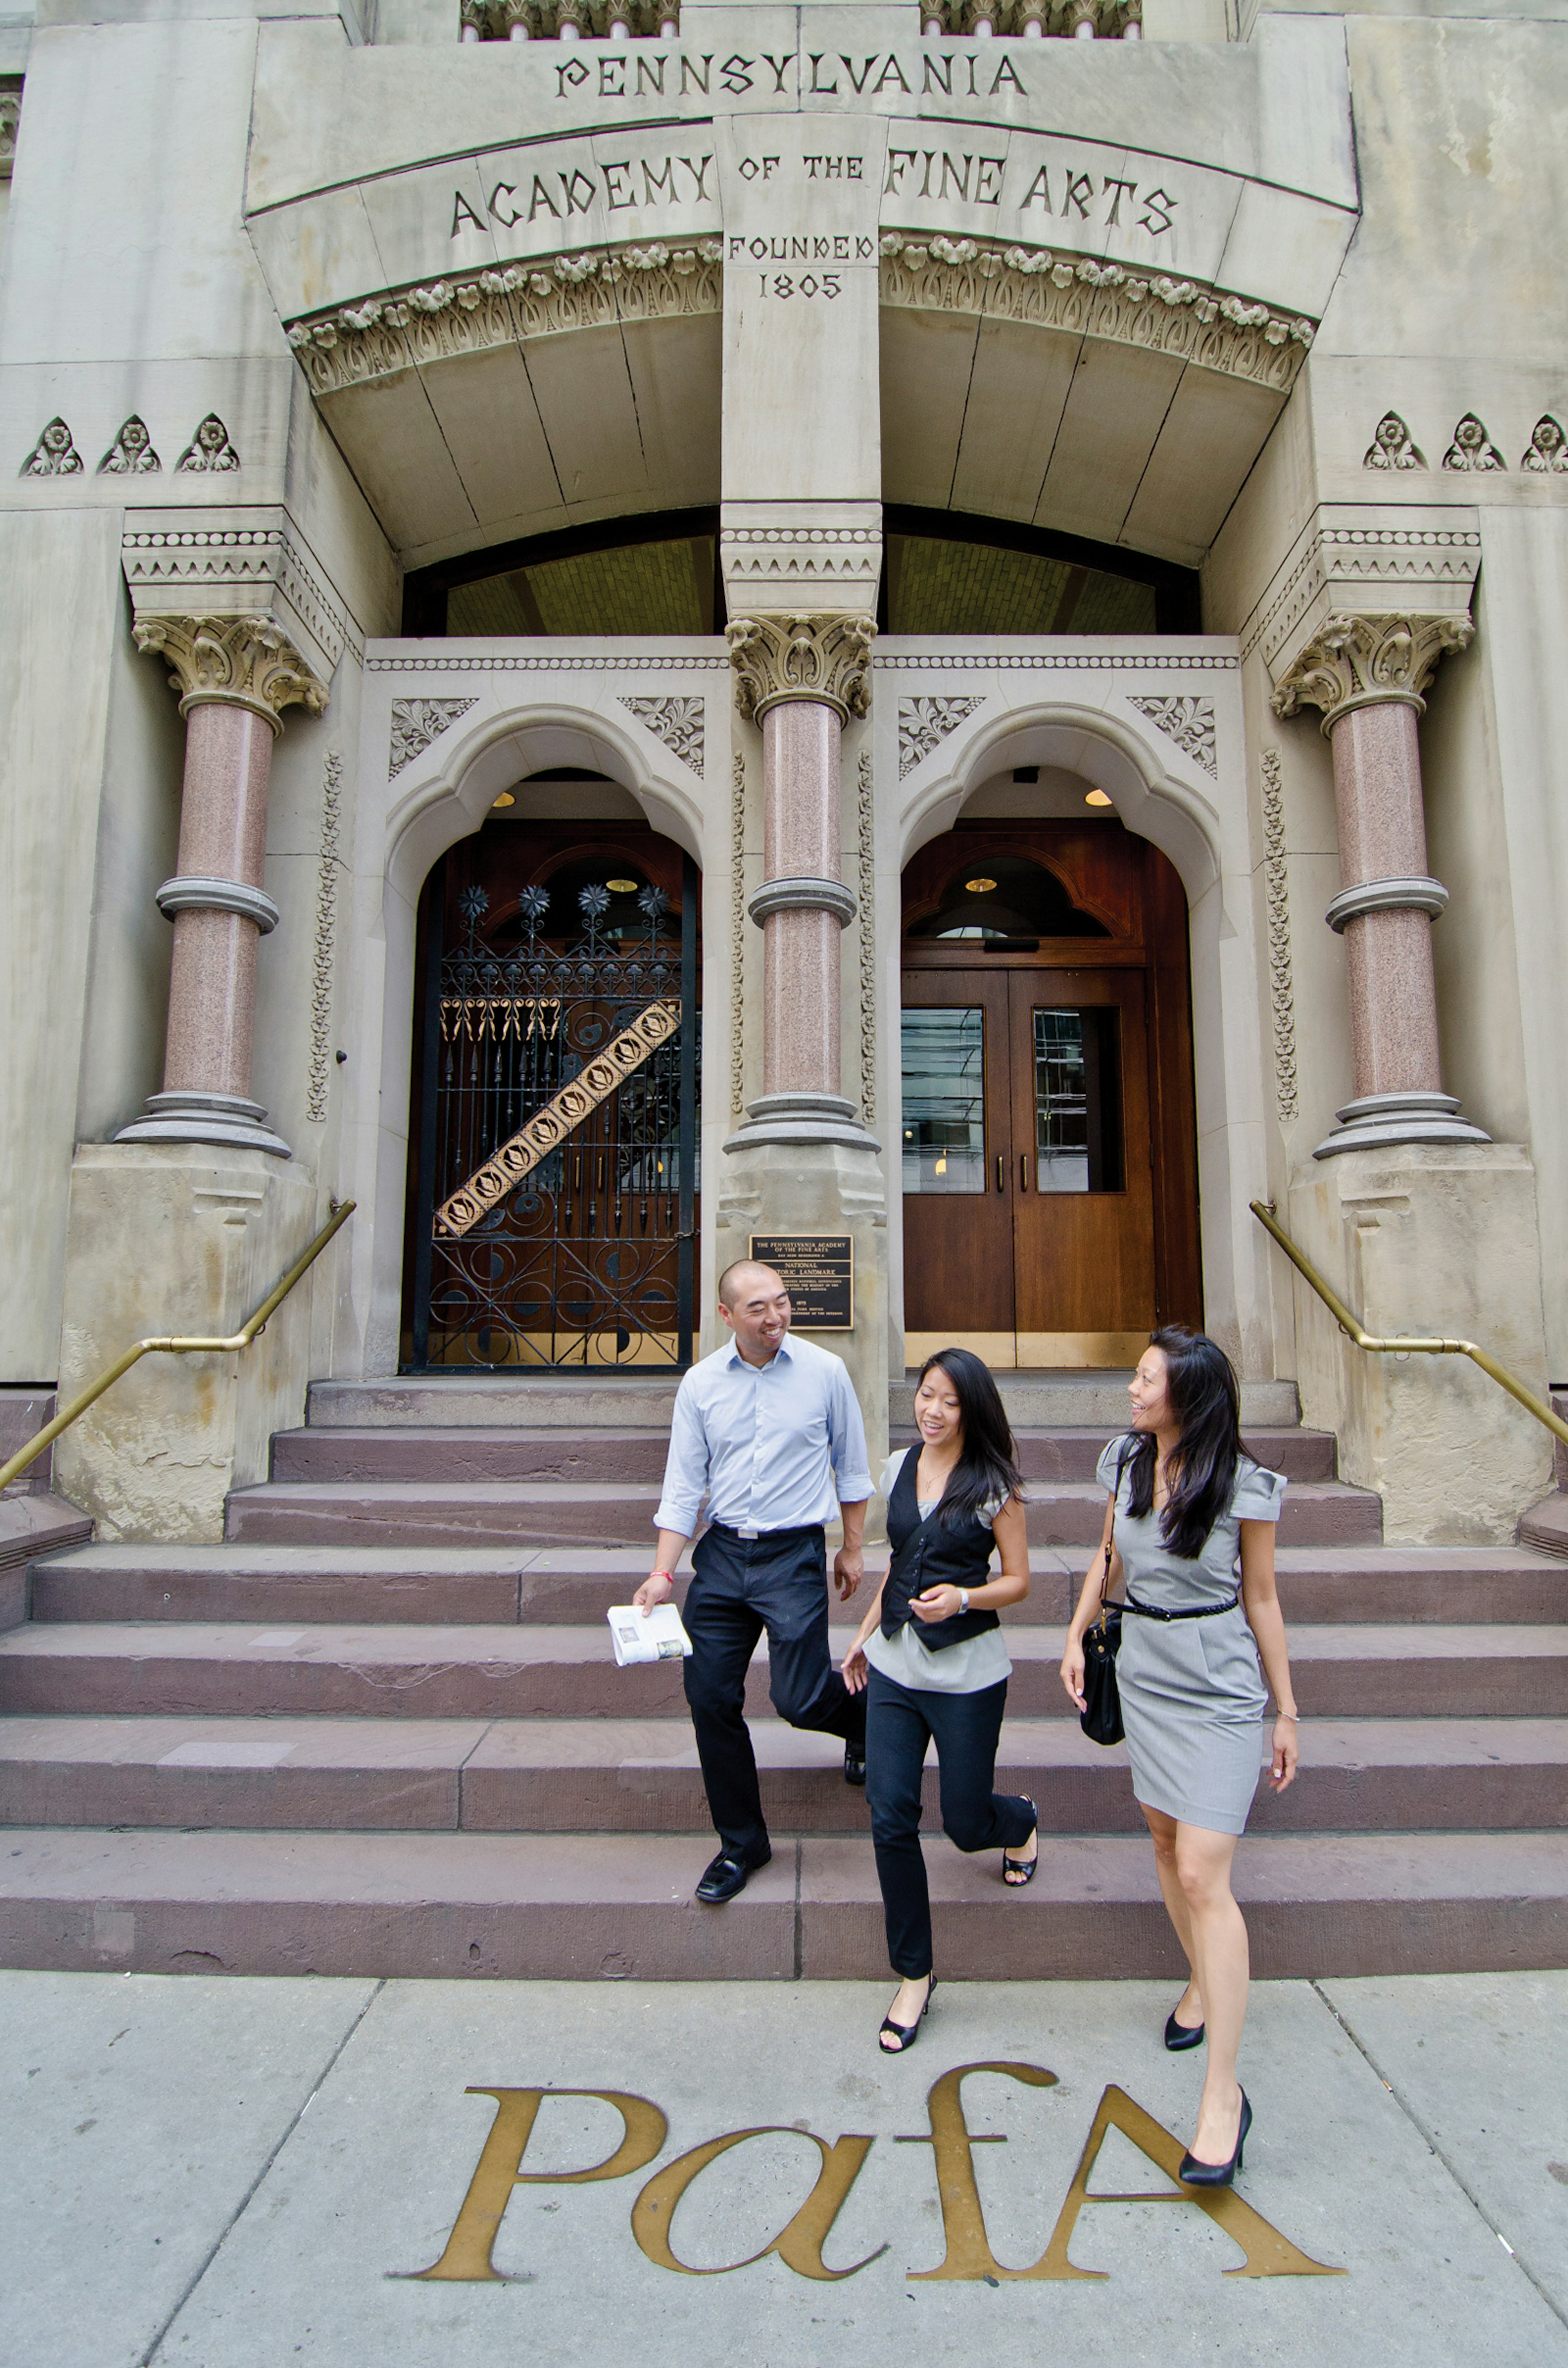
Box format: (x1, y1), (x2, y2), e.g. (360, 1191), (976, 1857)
(1095, 1435), (1285, 1611)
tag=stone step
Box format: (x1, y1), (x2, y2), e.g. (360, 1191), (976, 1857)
(1, 1710), (1563, 1835)
(221, 1475), (1379, 1550)
(4, 1622), (1565, 1723)
(893, 1426), (1339, 1482)
(305, 1376), (683, 1430)
(1, 1825), (1562, 1979)
(891, 1372), (1301, 1429)
(28, 1542), (1564, 1630)
(272, 1423), (1341, 1487)
(270, 1427), (673, 1485)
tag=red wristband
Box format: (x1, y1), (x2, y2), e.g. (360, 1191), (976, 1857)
(649, 1570), (675, 1582)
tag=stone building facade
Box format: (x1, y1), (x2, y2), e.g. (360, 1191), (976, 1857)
(2, 0), (1563, 1546)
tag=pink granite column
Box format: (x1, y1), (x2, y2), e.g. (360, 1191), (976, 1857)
(1272, 610), (1488, 1157)
(724, 612), (874, 1149)
(116, 615), (328, 1158)
(761, 699), (843, 1099)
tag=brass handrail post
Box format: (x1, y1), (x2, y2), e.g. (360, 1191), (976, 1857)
(0, 1200), (356, 1497)
(1250, 1198), (1568, 1453)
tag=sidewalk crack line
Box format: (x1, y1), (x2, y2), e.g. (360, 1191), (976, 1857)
(138, 1977), (387, 2367)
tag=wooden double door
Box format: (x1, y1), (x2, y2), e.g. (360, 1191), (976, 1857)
(900, 822), (1200, 1369)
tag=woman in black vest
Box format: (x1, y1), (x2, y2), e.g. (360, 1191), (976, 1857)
(842, 1347), (1035, 2051)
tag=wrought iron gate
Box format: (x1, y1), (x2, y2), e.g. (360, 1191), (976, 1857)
(408, 856), (699, 1369)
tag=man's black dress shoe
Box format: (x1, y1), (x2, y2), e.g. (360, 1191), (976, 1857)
(695, 1846), (769, 1905)
(844, 1743), (867, 1787)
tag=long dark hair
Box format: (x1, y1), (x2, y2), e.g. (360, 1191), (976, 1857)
(1123, 1326), (1244, 1558)
(915, 1348), (1024, 1528)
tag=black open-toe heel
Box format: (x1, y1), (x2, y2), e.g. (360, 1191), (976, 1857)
(1003, 1796), (1039, 1887)
(879, 1975), (936, 2052)
(1179, 2090), (1251, 2187)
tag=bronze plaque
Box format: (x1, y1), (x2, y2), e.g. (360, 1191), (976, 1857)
(749, 1235), (854, 1329)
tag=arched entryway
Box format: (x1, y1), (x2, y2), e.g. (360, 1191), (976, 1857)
(401, 798), (701, 1371)
(900, 816), (1200, 1368)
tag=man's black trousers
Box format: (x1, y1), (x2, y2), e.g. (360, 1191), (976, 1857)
(683, 1521), (866, 1863)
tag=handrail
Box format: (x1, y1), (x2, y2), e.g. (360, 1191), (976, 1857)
(1250, 1197), (1568, 1452)
(0, 1200), (356, 1497)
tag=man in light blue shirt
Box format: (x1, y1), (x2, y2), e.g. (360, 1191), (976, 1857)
(635, 1259), (873, 1903)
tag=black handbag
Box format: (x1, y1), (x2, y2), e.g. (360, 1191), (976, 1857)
(1079, 1470), (1125, 1747)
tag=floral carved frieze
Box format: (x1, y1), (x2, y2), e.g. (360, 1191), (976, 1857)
(21, 417), (82, 477)
(620, 694), (704, 777)
(727, 613), (877, 725)
(388, 696), (479, 778)
(878, 233), (1315, 395)
(176, 415), (241, 473)
(134, 614), (330, 725)
(287, 241), (724, 399)
(1363, 413), (1425, 470)
(1130, 695), (1216, 778)
(1442, 413), (1504, 473)
(1522, 417), (1568, 472)
(897, 695), (984, 778)
(100, 416), (160, 474)
(1259, 748), (1297, 1127)
(1270, 613), (1473, 730)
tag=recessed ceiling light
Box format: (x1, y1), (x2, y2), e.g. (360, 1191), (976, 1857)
(964, 876), (997, 893)
(605, 878), (639, 894)
(491, 791), (515, 808)
(1085, 790), (1113, 808)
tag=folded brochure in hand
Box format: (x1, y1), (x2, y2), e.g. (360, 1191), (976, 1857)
(608, 1602), (693, 1666)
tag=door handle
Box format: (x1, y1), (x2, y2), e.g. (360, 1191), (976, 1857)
(1019, 1153), (1030, 1192)
(996, 1153), (1004, 1193)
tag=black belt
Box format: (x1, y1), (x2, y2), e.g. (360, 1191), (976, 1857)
(706, 1521), (822, 1544)
(1123, 1593), (1241, 1623)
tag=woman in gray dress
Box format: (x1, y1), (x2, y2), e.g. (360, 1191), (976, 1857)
(1060, 1327), (1301, 2188)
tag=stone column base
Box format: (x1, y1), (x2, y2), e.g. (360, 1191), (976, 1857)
(53, 1143), (321, 1543)
(1314, 1089), (1491, 1159)
(717, 1133), (890, 1505)
(1287, 1142), (1552, 1543)
(724, 1093), (878, 1154)
(115, 1088), (291, 1159)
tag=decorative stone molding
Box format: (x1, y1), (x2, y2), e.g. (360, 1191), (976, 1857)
(879, 232), (1315, 395)
(620, 693), (704, 776)
(388, 696), (479, 778)
(287, 239), (724, 399)
(1363, 413), (1425, 471)
(369, 652), (730, 674)
(21, 417), (82, 477)
(720, 504), (882, 608)
(1247, 506), (1480, 689)
(726, 612), (877, 724)
(155, 876), (281, 934)
(856, 747), (876, 1125)
(1522, 416), (1568, 473)
(0, 82), (20, 180)
(880, 651), (1238, 673)
(121, 511), (359, 683)
(730, 749), (746, 1121)
(747, 876), (858, 928)
(1270, 613), (1474, 731)
(175, 414), (241, 473)
(133, 615), (330, 730)
(1442, 413), (1504, 473)
(307, 751), (344, 1125)
(1325, 875), (1450, 932)
(1129, 695), (1216, 778)
(1259, 750), (1297, 1126)
(898, 695), (984, 779)
(99, 416), (160, 475)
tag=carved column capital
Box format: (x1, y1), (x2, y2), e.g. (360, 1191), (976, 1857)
(133, 613), (330, 733)
(1270, 611), (1474, 734)
(725, 612), (877, 726)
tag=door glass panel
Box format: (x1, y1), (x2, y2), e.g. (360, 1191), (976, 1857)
(1033, 1007), (1124, 1193)
(901, 1007), (987, 1193)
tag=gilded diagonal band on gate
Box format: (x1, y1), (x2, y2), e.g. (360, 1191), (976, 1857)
(434, 999), (682, 1239)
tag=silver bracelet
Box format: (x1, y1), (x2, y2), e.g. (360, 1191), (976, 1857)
(959, 1588), (970, 1614)
(1276, 1710), (1301, 1722)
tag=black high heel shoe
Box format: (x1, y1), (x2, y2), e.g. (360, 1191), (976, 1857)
(1179, 2089), (1251, 2187)
(1004, 1796), (1040, 1887)
(1164, 2005), (1206, 2052)
(879, 1975), (936, 2053)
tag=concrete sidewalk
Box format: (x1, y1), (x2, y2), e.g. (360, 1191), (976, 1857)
(4, 1971), (1566, 2368)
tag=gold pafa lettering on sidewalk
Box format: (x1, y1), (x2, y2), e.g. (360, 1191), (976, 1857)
(435, 999), (682, 1239)
(408, 2064), (1343, 2285)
